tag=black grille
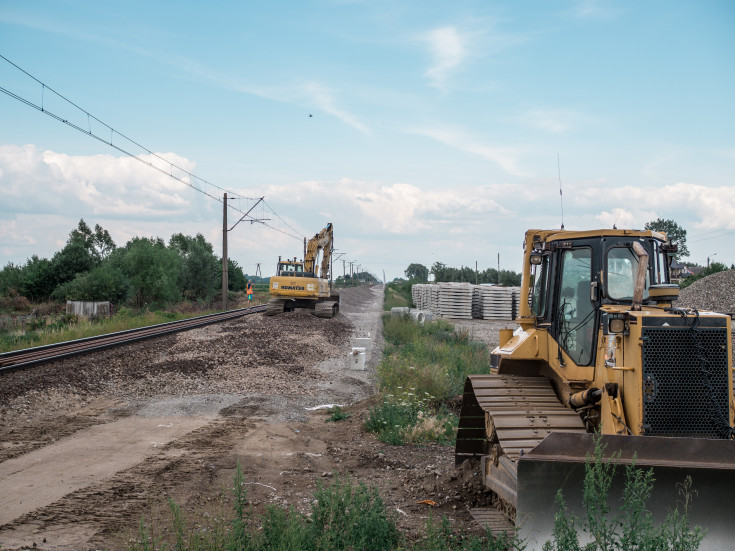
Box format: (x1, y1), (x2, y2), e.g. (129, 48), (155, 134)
(641, 326), (729, 438)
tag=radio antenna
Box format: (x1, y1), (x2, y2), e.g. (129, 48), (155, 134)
(557, 153), (565, 230)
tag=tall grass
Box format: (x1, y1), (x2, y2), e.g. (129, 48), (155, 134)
(129, 465), (513, 551)
(366, 314), (491, 445)
(0, 307), (218, 354)
(383, 280), (413, 310)
(542, 434), (703, 551)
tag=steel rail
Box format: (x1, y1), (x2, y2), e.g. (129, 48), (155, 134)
(0, 304), (267, 374)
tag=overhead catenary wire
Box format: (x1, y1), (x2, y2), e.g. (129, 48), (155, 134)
(0, 52), (305, 242)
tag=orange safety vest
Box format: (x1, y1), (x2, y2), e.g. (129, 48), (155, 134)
(247, 283), (253, 294)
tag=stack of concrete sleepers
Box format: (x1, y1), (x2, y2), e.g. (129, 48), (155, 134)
(411, 283), (441, 315)
(438, 282), (473, 319)
(411, 284), (423, 309)
(473, 285), (515, 320)
(510, 286), (521, 320)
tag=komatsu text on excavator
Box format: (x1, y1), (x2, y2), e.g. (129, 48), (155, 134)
(456, 229), (734, 549)
(266, 223), (340, 318)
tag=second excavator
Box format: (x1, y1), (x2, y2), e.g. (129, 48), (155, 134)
(266, 223), (340, 318)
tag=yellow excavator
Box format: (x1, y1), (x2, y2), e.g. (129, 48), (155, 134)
(266, 223), (340, 318)
(456, 228), (734, 548)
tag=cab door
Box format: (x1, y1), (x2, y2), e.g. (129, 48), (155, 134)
(552, 246), (597, 366)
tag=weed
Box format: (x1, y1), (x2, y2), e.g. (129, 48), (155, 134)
(542, 433), (704, 551)
(310, 473), (400, 550)
(407, 514), (521, 551)
(325, 406), (350, 423)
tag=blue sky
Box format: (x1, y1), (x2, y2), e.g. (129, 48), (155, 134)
(1, 0), (734, 281)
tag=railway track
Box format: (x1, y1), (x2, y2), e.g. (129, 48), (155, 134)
(0, 304), (267, 374)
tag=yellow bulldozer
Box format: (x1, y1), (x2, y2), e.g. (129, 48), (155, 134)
(456, 228), (734, 548)
(265, 223), (340, 318)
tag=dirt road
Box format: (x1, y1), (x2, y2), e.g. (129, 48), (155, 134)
(0, 286), (497, 549)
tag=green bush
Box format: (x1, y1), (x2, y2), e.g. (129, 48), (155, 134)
(325, 406), (350, 423)
(130, 468), (400, 551)
(542, 434), (704, 551)
(51, 265), (131, 303)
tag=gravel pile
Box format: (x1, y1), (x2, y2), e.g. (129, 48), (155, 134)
(677, 269), (735, 315)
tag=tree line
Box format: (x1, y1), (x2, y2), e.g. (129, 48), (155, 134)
(404, 262), (522, 286)
(0, 220), (248, 308)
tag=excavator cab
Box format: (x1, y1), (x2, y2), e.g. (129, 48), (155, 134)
(277, 258), (309, 277)
(456, 229), (735, 549)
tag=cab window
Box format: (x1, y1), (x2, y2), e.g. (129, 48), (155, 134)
(530, 255), (549, 318)
(607, 247), (650, 301)
(558, 248), (595, 366)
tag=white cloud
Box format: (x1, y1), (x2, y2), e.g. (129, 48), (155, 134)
(594, 208), (657, 229)
(0, 144), (200, 218)
(410, 126), (527, 176)
(257, 177), (511, 236)
(423, 26), (467, 92)
(573, 181), (735, 231)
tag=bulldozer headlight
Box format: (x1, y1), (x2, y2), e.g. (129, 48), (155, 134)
(530, 253), (542, 265)
(608, 317), (626, 334)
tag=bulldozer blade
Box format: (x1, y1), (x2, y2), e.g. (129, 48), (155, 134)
(517, 432), (735, 551)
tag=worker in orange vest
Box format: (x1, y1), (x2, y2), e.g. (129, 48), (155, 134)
(247, 280), (254, 304)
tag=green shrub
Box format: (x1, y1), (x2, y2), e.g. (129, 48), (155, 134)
(409, 514), (518, 551)
(310, 474), (399, 550)
(325, 406), (350, 423)
(542, 434), (704, 551)
(129, 468), (400, 551)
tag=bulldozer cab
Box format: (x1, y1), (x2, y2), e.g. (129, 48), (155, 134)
(528, 233), (670, 367)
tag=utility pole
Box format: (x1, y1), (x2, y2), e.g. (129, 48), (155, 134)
(222, 193), (228, 311)
(222, 195), (268, 312)
(332, 252), (345, 287)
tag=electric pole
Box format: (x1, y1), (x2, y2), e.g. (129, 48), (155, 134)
(222, 193), (228, 310)
(222, 195), (268, 312)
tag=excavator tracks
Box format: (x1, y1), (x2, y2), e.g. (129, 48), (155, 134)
(455, 374), (586, 519)
(314, 301), (339, 318)
(265, 298), (286, 316)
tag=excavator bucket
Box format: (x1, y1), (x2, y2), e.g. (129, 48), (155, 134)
(517, 432), (735, 551)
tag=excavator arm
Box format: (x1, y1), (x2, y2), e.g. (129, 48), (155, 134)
(304, 223), (333, 279)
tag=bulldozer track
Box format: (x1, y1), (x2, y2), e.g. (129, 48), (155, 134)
(456, 374), (586, 466)
(456, 374), (586, 531)
(0, 305), (266, 374)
